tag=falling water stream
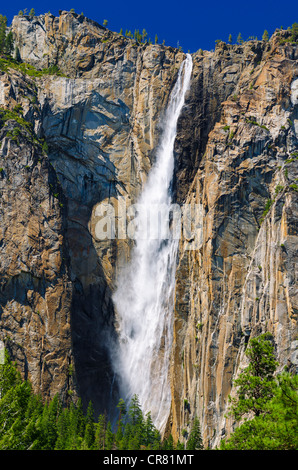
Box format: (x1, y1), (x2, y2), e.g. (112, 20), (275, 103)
(112, 54), (193, 432)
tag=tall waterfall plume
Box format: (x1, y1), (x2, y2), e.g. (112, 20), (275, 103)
(112, 54), (193, 431)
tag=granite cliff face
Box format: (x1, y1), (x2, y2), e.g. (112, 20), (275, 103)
(0, 11), (297, 447)
(169, 35), (298, 447)
(1, 11), (185, 418)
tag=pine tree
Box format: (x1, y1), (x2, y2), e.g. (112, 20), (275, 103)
(43, 395), (60, 449)
(29, 8), (35, 17)
(4, 31), (14, 56)
(105, 421), (114, 449)
(0, 15), (7, 54)
(220, 372), (298, 450)
(152, 428), (161, 449)
(228, 34), (232, 43)
(84, 423), (94, 449)
(128, 394), (143, 426)
(262, 30), (269, 41)
(84, 401), (95, 448)
(227, 333), (278, 421)
(290, 23), (298, 42)
(134, 29), (142, 43)
(162, 433), (175, 449)
(127, 396), (144, 449)
(115, 397), (127, 446)
(74, 398), (86, 438)
(144, 412), (157, 448)
(67, 401), (82, 449)
(142, 29), (148, 43)
(0, 350), (21, 398)
(23, 394), (44, 449)
(115, 419), (124, 449)
(0, 379), (32, 449)
(176, 439), (185, 449)
(186, 416), (203, 449)
(155, 34), (158, 44)
(237, 32), (243, 44)
(120, 420), (131, 449)
(15, 46), (21, 62)
(55, 408), (70, 450)
(95, 414), (107, 449)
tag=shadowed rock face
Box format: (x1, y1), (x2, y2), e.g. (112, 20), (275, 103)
(0, 94), (74, 405)
(0, 12), (297, 445)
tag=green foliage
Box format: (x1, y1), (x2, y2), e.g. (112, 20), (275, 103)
(259, 198), (273, 224)
(226, 333), (278, 421)
(142, 28), (147, 42)
(246, 118), (269, 131)
(4, 31), (14, 55)
(290, 22), (298, 42)
(41, 140), (49, 154)
(14, 46), (21, 62)
(0, 15), (14, 56)
(134, 29), (142, 43)
(0, 104), (46, 150)
(275, 184), (284, 195)
(0, 14), (7, 54)
(220, 334), (298, 451)
(279, 23), (298, 44)
(0, 56), (66, 77)
(119, 24), (157, 46)
(0, 351), (179, 450)
(262, 30), (269, 41)
(237, 32), (243, 44)
(186, 416), (203, 450)
(290, 183), (298, 192)
(0, 107), (33, 134)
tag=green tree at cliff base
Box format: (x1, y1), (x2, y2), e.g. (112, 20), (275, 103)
(0, 350), (202, 450)
(1, 333), (297, 450)
(220, 333), (298, 450)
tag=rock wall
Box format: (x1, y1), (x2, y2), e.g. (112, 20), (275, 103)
(168, 33), (298, 447)
(0, 69), (74, 403)
(0, 11), (297, 446)
(1, 11), (184, 417)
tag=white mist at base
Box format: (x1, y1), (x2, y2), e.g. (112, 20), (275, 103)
(112, 54), (193, 432)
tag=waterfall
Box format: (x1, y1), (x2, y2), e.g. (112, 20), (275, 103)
(112, 54), (193, 431)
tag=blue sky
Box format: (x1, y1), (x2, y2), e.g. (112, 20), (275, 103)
(1, 1), (297, 53)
